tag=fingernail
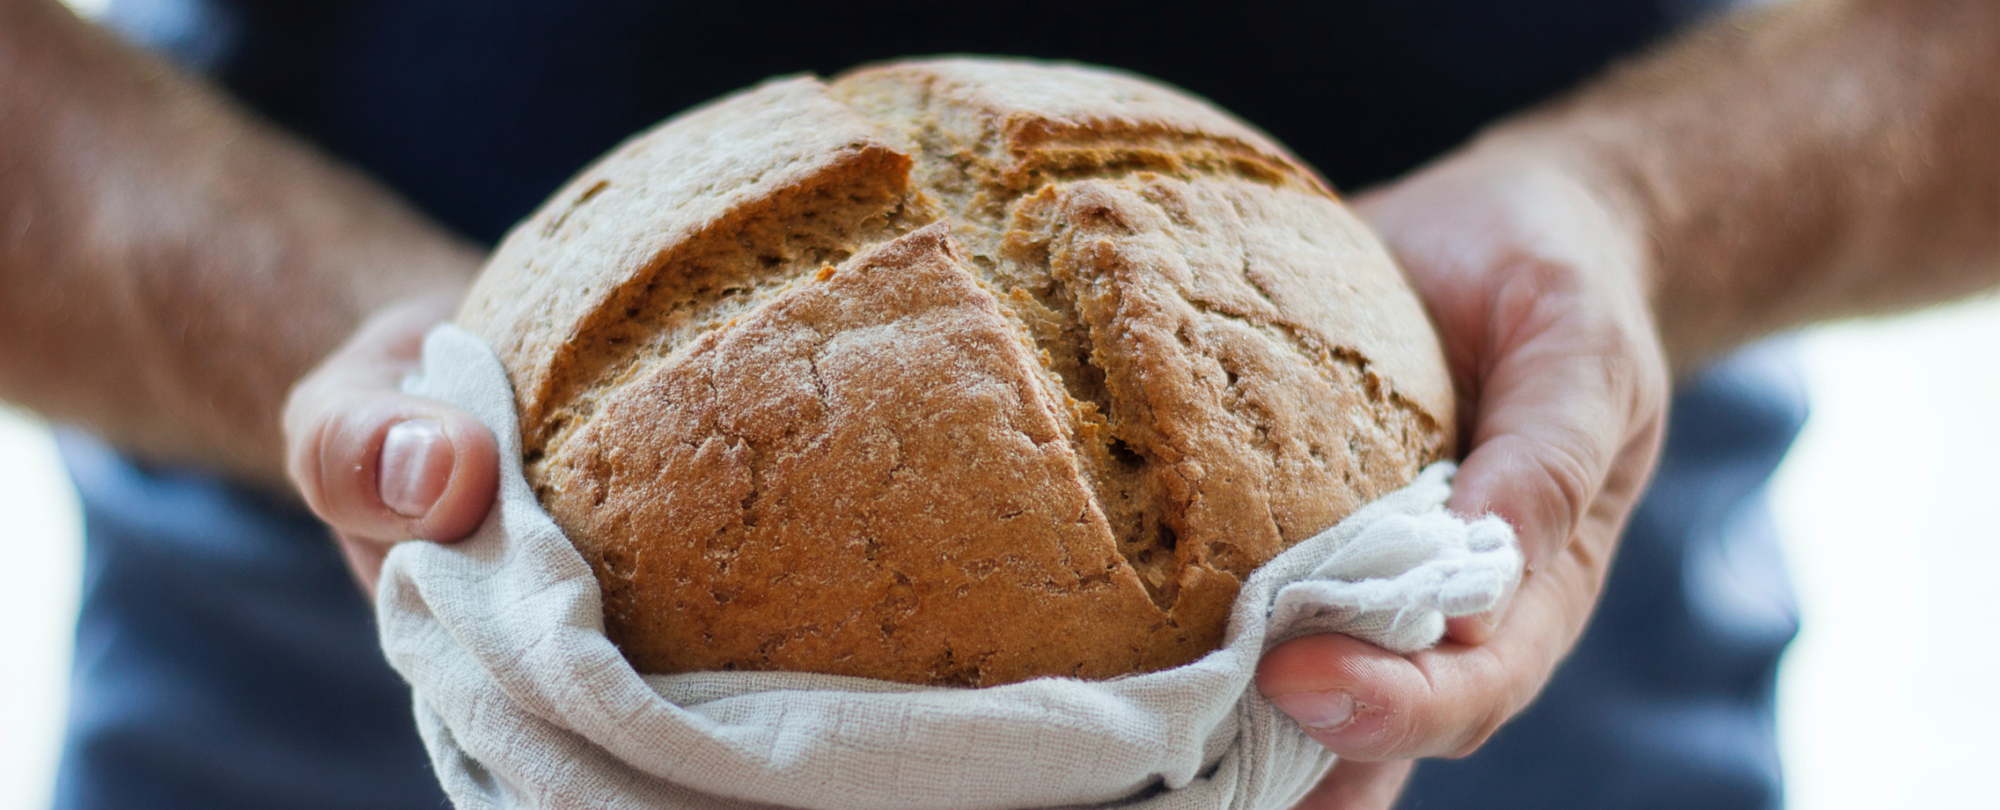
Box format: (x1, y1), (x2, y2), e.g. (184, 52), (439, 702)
(1269, 690), (1357, 731)
(1470, 610), (1502, 638)
(1466, 597), (1512, 640)
(1480, 568), (1524, 631)
(381, 419), (452, 518)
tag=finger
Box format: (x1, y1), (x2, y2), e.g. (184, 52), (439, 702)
(1293, 759), (1413, 810)
(288, 388), (499, 544)
(283, 297), (499, 547)
(1258, 522), (1605, 760)
(1441, 261), (1662, 638)
(1260, 633), (1502, 760)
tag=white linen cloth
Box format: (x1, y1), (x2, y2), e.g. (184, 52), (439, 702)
(377, 324), (1521, 810)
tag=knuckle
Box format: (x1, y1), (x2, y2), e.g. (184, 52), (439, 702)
(1521, 430), (1596, 547)
(1486, 259), (1579, 352)
(285, 418), (330, 509)
(1367, 706), (1425, 761)
(324, 412), (373, 514)
(1420, 648), (1532, 760)
(1443, 704), (1513, 759)
(1368, 670), (1465, 760)
(313, 403), (401, 527)
(1590, 325), (1670, 415)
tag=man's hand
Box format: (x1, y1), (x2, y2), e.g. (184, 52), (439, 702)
(1260, 133), (1670, 803)
(284, 294), (500, 596)
(1262, 1), (2000, 803)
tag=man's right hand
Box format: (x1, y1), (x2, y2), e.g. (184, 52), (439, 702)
(283, 293), (499, 597)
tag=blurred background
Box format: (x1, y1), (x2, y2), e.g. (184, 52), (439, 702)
(6, 298), (1999, 809)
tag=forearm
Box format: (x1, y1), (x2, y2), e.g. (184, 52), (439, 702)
(1484, 0), (2000, 370)
(0, 0), (482, 487)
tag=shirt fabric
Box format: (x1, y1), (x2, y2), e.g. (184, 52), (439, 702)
(58, 1), (1798, 808)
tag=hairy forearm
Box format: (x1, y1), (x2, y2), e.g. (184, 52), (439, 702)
(1487, 0), (2000, 370)
(0, 0), (482, 487)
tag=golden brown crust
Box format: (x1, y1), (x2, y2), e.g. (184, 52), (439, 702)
(460, 58), (1456, 686)
(457, 76), (920, 463)
(832, 59), (1317, 193)
(541, 224), (1187, 684)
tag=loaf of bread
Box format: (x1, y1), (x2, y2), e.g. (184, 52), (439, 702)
(457, 58), (1455, 687)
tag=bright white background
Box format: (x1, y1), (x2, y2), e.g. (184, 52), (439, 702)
(1768, 296), (2000, 810)
(5, 299), (1999, 809)
(0, 411), (82, 810)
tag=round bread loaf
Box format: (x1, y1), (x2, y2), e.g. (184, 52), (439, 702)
(457, 58), (1456, 687)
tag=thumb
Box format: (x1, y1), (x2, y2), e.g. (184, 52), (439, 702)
(288, 391), (498, 544)
(284, 299), (499, 594)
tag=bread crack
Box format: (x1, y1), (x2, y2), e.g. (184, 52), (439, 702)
(1233, 254), (1446, 462)
(525, 147), (931, 475)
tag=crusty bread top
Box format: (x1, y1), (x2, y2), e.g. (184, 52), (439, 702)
(458, 77), (914, 459)
(459, 58), (1455, 686)
(833, 60), (1306, 189)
